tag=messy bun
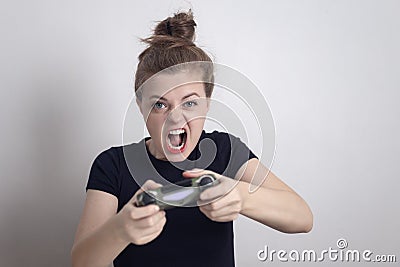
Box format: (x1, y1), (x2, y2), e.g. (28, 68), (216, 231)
(143, 11), (196, 47)
(135, 10), (214, 99)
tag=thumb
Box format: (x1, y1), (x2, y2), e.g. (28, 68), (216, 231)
(142, 179), (163, 191)
(182, 168), (205, 178)
(131, 180), (162, 202)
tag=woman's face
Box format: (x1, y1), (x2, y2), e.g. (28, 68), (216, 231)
(137, 71), (209, 162)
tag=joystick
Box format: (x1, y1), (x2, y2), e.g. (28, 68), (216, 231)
(135, 174), (219, 209)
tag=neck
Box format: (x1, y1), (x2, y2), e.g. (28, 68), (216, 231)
(146, 139), (168, 161)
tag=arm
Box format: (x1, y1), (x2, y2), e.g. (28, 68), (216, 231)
(182, 159), (313, 233)
(71, 190), (128, 267)
(235, 158), (313, 233)
(71, 181), (166, 267)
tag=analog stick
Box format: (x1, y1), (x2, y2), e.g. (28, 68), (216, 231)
(198, 175), (214, 186)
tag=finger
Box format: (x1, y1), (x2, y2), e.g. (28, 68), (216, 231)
(207, 205), (240, 218)
(199, 190), (242, 212)
(136, 216), (167, 242)
(142, 180), (163, 191)
(199, 206), (239, 222)
(199, 183), (227, 201)
(199, 196), (232, 211)
(130, 204), (160, 220)
(135, 210), (166, 228)
(131, 188), (144, 201)
(198, 194), (221, 208)
(198, 198), (223, 210)
(182, 168), (205, 178)
(199, 177), (236, 201)
(212, 214), (239, 222)
(130, 180), (163, 203)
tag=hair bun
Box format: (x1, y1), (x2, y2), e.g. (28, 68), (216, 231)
(142, 10), (197, 47)
(135, 9), (214, 98)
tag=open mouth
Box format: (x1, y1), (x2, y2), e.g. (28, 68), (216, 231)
(166, 128), (187, 152)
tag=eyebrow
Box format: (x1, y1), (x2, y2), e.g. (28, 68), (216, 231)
(149, 92), (200, 101)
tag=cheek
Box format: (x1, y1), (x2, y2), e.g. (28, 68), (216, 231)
(188, 117), (206, 132)
(146, 114), (166, 133)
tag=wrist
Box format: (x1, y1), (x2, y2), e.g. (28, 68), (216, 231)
(109, 213), (131, 246)
(237, 180), (250, 214)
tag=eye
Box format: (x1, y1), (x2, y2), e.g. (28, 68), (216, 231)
(183, 100), (198, 108)
(153, 101), (167, 110)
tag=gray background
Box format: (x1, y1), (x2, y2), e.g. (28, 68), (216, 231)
(1, 0), (399, 266)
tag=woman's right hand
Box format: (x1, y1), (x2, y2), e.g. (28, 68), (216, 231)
(113, 180), (166, 245)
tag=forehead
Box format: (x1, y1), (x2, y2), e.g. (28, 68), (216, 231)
(141, 71), (206, 100)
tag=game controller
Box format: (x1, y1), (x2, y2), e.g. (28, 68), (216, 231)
(134, 174), (219, 209)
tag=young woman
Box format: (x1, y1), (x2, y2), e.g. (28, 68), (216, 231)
(71, 10), (313, 267)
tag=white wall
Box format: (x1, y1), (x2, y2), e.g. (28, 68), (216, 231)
(1, 0), (399, 266)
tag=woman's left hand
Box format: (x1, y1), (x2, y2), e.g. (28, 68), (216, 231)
(182, 169), (246, 222)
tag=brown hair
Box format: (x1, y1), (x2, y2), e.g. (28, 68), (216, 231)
(134, 10), (214, 100)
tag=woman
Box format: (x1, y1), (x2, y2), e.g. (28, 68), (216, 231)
(71, 10), (313, 267)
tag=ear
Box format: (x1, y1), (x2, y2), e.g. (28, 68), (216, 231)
(136, 97), (143, 115)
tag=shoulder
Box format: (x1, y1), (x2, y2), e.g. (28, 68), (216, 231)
(96, 146), (122, 158)
(93, 140), (144, 165)
(90, 142), (141, 176)
(88, 146), (126, 184)
(202, 130), (232, 141)
(92, 146), (123, 166)
(201, 130), (244, 147)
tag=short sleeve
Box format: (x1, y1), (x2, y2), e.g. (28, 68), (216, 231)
(223, 132), (258, 178)
(86, 147), (121, 197)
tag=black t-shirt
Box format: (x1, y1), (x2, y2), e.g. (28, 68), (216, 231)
(86, 130), (257, 267)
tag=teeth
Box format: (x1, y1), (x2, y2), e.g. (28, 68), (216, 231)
(169, 129), (185, 135)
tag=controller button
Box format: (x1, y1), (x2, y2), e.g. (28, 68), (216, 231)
(199, 175), (214, 186)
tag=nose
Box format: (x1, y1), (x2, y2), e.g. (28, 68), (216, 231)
(167, 105), (184, 124)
